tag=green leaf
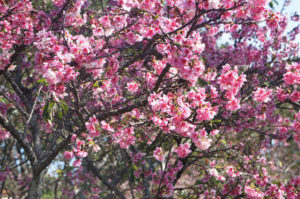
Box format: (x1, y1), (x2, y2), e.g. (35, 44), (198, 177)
(93, 81), (99, 87)
(269, 0), (278, 9)
(60, 100), (69, 114)
(37, 78), (48, 86)
(42, 101), (55, 122)
(212, 119), (221, 123)
(58, 109), (63, 120)
(198, 79), (207, 86)
(174, 41), (181, 47)
(42, 108), (49, 123)
(264, 82), (270, 87)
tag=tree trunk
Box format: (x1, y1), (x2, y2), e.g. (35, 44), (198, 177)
(27, 170), (45, 199)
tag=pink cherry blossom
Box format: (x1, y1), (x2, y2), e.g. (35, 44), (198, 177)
(127, 82), (139, 93)
(253, 87), (273, 103)
(64, 151), (74, 160)
(153, 147), (165, 162)
(174, 143), (191, 158)
(226, 98), (241, 111)
(73, 159), (82, 167)
(1, 0), (300, 198)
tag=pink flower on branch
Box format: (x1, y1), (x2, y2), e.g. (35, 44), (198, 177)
(253, 87), (273, 103)
(174, 143), (191, 158)
(127, 82), (139, 93)
(153, 147), (166, 162)
(64, 151), (74, 160)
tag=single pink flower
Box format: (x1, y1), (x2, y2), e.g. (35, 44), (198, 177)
(64, 151), (74, 160)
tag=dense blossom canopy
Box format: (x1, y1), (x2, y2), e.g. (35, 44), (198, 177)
(0, 0), (299, 198)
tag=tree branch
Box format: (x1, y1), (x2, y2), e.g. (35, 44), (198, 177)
(0, 113), (36, 164)
(85, 158), (126, 199)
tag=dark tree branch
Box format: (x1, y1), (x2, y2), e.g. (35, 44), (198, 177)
(85, 158), (126, 199)
(0, 113), (36, 164)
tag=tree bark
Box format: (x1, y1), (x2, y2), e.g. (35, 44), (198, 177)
(27, 170), (46, 199)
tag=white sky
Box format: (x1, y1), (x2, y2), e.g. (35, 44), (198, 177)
(279, 0), (300, 43)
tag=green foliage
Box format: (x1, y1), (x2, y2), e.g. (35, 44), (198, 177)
(37, 78), (48, 86)
(41, 192), (55, 199)
(269, 0), (279, 9)
(42, 100), (69, 123)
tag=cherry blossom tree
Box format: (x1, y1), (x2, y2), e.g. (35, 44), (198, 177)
(0, 0), (299, 198)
